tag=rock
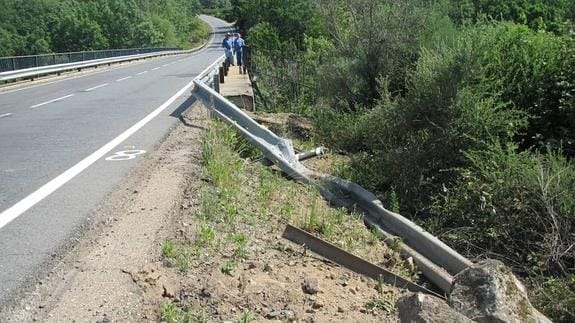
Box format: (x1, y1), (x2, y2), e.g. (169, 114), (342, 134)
(247, 262), (258, 270)
(337, 306), (345, 313)
(449, 259), (552, 323)
(303, 277), (320, 295)
(397, 293), (472, 323)
(162, 281), (177, 299)
(263, 263), (273, 272)
(312, 300), (324, 309)
(266, 309), (295, 320)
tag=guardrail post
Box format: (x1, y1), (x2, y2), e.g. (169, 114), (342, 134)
(219, 66), (225, 84)
(35, 56), (39, 68)
(213, 73), (220, 93)
(12, 57), (16, 71)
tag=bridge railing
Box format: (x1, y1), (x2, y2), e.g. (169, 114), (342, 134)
(0, 47), (178, 73)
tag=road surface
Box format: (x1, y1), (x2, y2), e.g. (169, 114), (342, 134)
(0, 15), (232, 308)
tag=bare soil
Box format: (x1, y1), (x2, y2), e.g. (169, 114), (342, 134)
(3, 103), (413, 322)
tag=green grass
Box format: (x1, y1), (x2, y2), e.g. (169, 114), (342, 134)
(161, 302), (210, 323)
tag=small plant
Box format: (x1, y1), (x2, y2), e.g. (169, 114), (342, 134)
(364, 296), (395, 314)
(162, 240), (176, 259)
(221, 260), (236, 276)
(160, 302), (180, 323)
(233, 233), (249, 260)
(388, 237), (402, 253)
(197, 222), (215, 247)
(302, 198), (320, 232)
(238, 310), (255, 323)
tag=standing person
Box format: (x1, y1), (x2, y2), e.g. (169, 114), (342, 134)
(233, 33), (246, 72)
(222, 32), (234, 66)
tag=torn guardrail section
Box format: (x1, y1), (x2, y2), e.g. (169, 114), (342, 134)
(191, 57), (473, 294)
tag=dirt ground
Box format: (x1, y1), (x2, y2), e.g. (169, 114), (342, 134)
(2, 102), (414, 322)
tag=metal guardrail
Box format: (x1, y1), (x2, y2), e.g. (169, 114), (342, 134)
(0, 48), (177, 73)
(191, 58), (474, 294)
(0, 45), (207, 83)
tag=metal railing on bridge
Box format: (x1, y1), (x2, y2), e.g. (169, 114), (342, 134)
(0, 47), (179, 73)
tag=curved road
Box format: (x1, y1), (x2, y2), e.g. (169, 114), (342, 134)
(0, 15), (231, 307)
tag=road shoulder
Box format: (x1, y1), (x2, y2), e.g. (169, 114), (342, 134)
(2, 102), (208, 322)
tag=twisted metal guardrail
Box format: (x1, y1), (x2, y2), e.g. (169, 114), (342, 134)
(0, 47), (177, 73)
(191, 57), (473, 294)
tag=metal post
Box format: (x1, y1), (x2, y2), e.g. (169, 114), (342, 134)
(219, 66), (225, 84)
(12, 57), (16, 71)
(213, 73), (220, 93)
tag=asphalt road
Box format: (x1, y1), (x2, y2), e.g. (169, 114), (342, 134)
(0, 15), (232, 308)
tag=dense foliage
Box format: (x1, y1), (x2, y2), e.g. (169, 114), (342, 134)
(0, 0), (211, 56)
(228, 0), (575, 320)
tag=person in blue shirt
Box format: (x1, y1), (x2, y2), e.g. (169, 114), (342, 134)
(233, 33), (246, 70)
(222, 32), (234, 66)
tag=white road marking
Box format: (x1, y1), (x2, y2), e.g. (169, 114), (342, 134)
(116, 76), (132, 82)
(0, 113), (12, 118)
(30, 94), (75, 108)
(162, 64), (170, 67)
(152, 67), (161, 71)
(136, 71), (148, 75)
(0, 78), (197, 230)
(84, 83), (109, 92)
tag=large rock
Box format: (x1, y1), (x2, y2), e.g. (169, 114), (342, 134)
(397, 293), (473, 323)
(449, 259), (551, 323)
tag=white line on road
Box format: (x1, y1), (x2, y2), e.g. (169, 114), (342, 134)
(30, 94), (75, 108)
(116, 76), (132, 82)
(152, 67), (161, 71)
(0, 78), (197, 230)
(0, 113), (12, 118)
(84, 83), (109, 92)
(136, 71), (148, 75)
(162, 64), (170, 67)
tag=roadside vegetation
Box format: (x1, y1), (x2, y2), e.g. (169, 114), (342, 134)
(224, 0), (575, 321)
(160, 120), (415, 321)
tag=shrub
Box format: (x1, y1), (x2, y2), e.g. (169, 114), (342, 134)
(432, 144), (575, 321)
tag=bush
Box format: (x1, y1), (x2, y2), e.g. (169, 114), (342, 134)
(349, 25), (528, 213)
(432, 144), (575, 322)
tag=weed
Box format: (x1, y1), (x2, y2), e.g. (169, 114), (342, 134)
(161, 302), (180, 323)
(199, 187), (218, 221)
(221, 260), (236, 276)
(364, 296), (395, 314)
(162, 240), (176, 259)
(233, 233), (249, 260)
(238, 310), (255, 323)
(301, 198), (320, 232)
(197, 222), (215, 247)
(279, 200), (295, 222)
(388, 237), (402, 253)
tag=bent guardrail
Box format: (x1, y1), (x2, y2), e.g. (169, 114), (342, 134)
(191, 57), (473, 294)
